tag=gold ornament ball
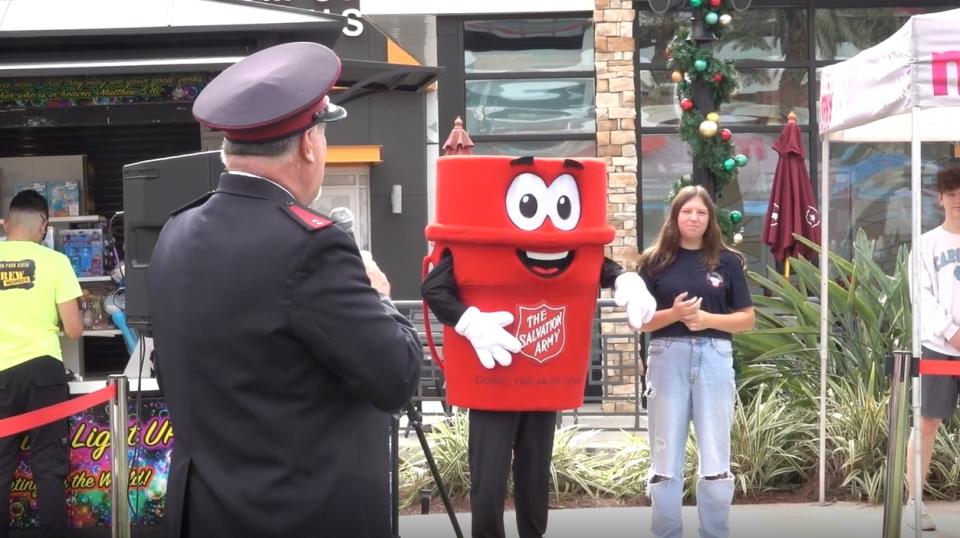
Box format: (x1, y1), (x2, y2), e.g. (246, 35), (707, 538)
(706, 112), (720, 122)
(719, 14), (733, 26)
(671, 71), (684, 83)
(699, 120), (719, 138)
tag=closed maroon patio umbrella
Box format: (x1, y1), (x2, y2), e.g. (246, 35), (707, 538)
(762, 112), (822, 277)
(442, 116), (474, 156)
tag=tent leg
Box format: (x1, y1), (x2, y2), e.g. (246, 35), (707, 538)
(911, 376), (923, 537)
(909, 106), (924, 537)
(818, 135), (831, 507)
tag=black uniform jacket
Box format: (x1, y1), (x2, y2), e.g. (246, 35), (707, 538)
(149, 173), (422, 538)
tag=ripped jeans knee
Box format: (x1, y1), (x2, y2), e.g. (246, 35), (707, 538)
(650, 474), (670, 484)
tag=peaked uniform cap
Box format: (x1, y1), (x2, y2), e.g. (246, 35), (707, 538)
(193, 41), (347, 143)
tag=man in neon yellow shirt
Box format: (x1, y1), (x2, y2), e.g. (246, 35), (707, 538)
(0, 189), (82, 538)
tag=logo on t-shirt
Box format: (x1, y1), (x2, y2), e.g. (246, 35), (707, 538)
(515, 304), (566, 364)
(0, 260), (36, 290)
(706, 271), (724, 288)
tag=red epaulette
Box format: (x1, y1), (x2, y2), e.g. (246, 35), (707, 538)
(282, 202), (334, 231)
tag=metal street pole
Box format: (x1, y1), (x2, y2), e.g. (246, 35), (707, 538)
(689, 7), (719, 199)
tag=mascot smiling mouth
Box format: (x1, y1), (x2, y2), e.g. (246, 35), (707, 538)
(517, 249), (575, 278)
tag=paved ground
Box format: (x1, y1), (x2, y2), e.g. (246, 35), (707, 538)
(399, 501), (960, 538)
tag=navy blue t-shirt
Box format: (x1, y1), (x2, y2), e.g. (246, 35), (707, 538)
(639, 248), (753, 340)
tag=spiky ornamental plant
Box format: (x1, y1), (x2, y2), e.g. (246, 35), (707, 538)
(664, 7), (749, 244)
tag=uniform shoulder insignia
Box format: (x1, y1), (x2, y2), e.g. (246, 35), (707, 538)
(171, 191), (214, 216)
(282, 202), (334, 231)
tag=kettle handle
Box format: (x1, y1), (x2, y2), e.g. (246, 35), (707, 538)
(421, 255), (445, 371)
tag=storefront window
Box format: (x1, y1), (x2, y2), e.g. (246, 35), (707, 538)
(639, 68), (809, 128)
(473, 140), (596, 158)
(464, 18), (594, 73)
(636, 11), (687, 65)
(637, 8), (807, 65)
(715, 8), (808, 63)
(815, 7), (949, 61)
(825, 142), (954, 270)
(465, 78), (596, 136)
(635, 1), (959, 281)
(640, 134), (692, 248)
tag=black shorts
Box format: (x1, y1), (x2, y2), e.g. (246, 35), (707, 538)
(921, 346), (960, 420)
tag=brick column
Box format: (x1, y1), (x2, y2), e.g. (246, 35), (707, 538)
(595, 0), (641, 414)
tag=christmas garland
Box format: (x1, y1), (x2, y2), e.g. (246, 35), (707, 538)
(663, 15), (748, 244)
(666, 26), (746, 193)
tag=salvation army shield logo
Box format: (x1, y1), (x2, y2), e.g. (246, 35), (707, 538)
(515, 304), (566, 364)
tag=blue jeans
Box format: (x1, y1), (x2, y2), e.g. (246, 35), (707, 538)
(645, 336), (736, 538)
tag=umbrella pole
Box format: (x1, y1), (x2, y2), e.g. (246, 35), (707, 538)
(784, 258), (791, 279)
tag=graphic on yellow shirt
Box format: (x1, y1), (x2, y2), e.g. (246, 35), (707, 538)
(0, 241), (82, 371)
(0, 260), (36, 290)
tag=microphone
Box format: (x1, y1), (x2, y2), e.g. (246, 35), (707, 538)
(329, 206), (356, 242)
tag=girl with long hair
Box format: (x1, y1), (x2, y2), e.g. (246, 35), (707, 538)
(637, 185), (755, 538)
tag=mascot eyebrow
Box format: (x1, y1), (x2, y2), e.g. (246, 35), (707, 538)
(508, 156), (584, 170)
(510, 156), (535, 167)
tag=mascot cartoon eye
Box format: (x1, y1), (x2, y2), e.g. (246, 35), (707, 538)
(546, 174), (581, 231)
(506, 172), (549, 231)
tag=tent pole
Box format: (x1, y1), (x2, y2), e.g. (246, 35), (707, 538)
(818, 134), (830, 507)
(910, 106), (923, 537)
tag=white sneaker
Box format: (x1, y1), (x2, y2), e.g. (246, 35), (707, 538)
(905, 498), (936, 531)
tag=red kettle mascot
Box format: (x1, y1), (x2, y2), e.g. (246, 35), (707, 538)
(421, 155), (655, 538)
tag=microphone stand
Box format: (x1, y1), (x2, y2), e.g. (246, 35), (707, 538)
(389, 403), (463, 538)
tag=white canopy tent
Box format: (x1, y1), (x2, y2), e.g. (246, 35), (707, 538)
(817, 7), (960, 534)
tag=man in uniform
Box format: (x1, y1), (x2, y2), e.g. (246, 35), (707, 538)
(148, 42), (422, 538)
(0, 190), (82, 538)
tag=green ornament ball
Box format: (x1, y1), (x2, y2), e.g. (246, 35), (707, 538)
(690, 0), (703, 7)
(679, 80), (691, 91)
(704, 11), (719, 25)
(694, 59), (708, 72)
(723, 158), (736, 171)
(730, 210), (743, 225)
(735, 153), (749, 167)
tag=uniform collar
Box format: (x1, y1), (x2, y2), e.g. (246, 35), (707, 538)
(217, 172), (297, 202)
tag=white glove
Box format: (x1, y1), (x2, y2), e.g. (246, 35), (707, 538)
(614, 272), (657, 330)
(455, 307), (522, 369)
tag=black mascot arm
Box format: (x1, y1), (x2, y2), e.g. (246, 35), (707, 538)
(421, 250), (468, 327)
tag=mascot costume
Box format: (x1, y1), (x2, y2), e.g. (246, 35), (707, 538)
(421, 155), (656, 538)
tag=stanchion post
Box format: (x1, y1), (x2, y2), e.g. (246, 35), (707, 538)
(882, 351), (911, 537)
(108, 375), (130, 538)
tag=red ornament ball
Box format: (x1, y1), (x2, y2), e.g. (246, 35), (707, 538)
(713, 73), (724, 83)
(680, 98), (694, 111)
(709, 0), (721, 7)
(720, 128), (732, 141)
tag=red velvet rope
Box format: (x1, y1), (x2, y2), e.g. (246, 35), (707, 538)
(0, 384), (117, 438)
(919, 359), (960, 377)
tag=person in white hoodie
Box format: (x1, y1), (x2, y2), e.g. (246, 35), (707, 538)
(906, 165), (960, 531)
